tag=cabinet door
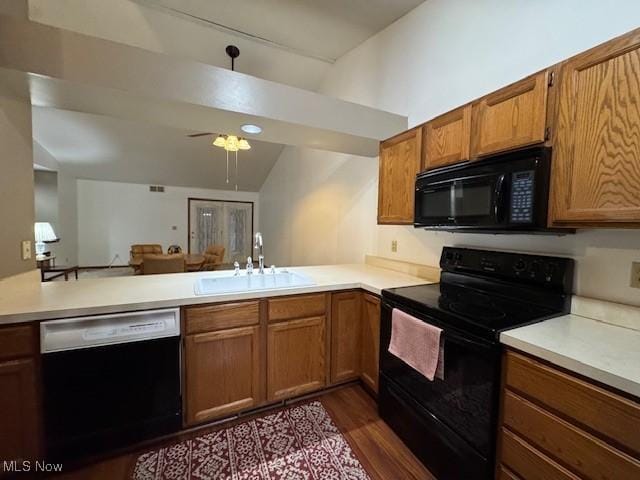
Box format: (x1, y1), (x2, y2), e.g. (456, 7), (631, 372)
(0, 358), (39, 462)
(470, 71), (549, 158)
(360, 293), (381, 393)
(424, 105), (472, 170)
(267, 316), (326, 401)
(330, 291), (361, 384)
(550, 31), (640, 226)
(378, 127), (422, 224)
(185, 325), (261, 425)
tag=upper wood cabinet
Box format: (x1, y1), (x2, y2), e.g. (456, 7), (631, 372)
(470, 71), (550, 158)
(550, 30), (640, 227)
(423, 105), (472, 170)
(184, 325), (261, 425)
(330, 291), (362, 384)
(378, 127), (422, 224)
(360, 293), (381, 393)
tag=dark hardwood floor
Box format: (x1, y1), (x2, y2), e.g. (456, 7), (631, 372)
(53, 384), (434, 479)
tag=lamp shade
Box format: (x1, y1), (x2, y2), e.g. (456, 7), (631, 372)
(34, 222), (57, 242)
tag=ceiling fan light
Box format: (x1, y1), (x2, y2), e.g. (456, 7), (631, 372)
(213, 134), (226, 147)
(238, 138), (251, 150)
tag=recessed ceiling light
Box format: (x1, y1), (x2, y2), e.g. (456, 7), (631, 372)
(241, 124), (262, 134)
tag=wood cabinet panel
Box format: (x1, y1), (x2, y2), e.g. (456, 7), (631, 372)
(185, 326), (261, 425)
(0, 325), (35, 360)
(360, 293), (381, 393)
(504, 351), (640, 457)
(267, 294), (326, 323)
(470, 71), (549, 158)
(330, 291), (361, 384)
(503, 390), (640, 479)
(550, 29), (640, 226)
(185, 301), (259, 334)
(497, 465), (521, 480)
(267, 316), (326, 401)
(423, 105), (471, 169)
(501, 428), (579, 480)
(0, 358), (39, 462)
(378, 128), (422, 224)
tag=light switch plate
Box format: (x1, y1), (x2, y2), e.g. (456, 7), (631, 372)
(631, 262), (640, 289)
(391, 240), (398, 253)
(21, 240), (32, 260)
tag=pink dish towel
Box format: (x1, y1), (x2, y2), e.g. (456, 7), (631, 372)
(389, 308), (445, 381)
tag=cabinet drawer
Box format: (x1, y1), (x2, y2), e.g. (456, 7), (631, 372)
(497, 465), (521, 480)
(267, 294), (326, 323)
(505, 351), (640, 456)
(501, 428), (579, 480)
(0, 325), (35, 360)
(503, 390), (640, 479)
(185, 301), (260, 334)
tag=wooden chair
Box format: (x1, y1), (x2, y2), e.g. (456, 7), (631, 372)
(141, 254), (186, 275)
(202, 245), (225, 270)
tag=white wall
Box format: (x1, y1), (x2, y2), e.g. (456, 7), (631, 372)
(77, 180), (259, 266)
(260, 0), (640, 306)
(0, 95), (35, 279)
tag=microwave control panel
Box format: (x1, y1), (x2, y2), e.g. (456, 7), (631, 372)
(510, 170), (534, 223)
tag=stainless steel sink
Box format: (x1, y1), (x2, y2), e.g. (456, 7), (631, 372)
(194, 271), (315, 295)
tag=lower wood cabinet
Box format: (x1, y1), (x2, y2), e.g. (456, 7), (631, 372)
(330, 291), (362, 384)
(360, 293), (381, 393)
(497, 350), (640, 480)
(185, 325), (261, 425)
(267, 316), (326, 401)
(0, 356), (39, 463)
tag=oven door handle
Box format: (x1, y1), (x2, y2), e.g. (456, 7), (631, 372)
(494, 174), (506, 223)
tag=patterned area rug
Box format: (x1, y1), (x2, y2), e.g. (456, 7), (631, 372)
(132, 401), (370, 480)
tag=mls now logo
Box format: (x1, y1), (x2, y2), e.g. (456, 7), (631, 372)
(2, 460), (63, 473)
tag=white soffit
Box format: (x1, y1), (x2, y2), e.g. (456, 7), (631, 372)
(0, 15), (407, 157)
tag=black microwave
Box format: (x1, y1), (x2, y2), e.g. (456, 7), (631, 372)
(414, 147), (556, 232)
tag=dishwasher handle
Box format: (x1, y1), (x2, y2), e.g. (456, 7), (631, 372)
(40, 308), (180, 353)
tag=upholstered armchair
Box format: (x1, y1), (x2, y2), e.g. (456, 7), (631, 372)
(202, 245), (225, 270)
(141, 254), (186, 275)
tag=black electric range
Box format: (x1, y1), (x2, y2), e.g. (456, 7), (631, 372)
(379, 247), (574, 480)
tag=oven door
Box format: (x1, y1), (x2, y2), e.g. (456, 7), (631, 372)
(379, 300), (501, 458)
(415, 171), (507, 228)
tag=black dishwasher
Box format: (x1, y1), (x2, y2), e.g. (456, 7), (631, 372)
(41, 309), (182, 461)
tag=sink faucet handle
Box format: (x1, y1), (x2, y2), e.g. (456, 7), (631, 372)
(270, 265), (276, 274)
(233, 261), (240, 276)
(246, 256), (253, 275)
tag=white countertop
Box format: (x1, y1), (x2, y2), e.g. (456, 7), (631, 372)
(501, 298), (640, 398)
(0, 264), (432, 324)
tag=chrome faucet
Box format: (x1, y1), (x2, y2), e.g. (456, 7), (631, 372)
(233, 261), (240, 276)
(254, 232), (265, 274)
(246, 256), (253, 275)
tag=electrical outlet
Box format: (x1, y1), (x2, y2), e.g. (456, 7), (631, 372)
(21, 240), (32, 260)
(631, 262), (640, 289)
(391, 240), (398, 253)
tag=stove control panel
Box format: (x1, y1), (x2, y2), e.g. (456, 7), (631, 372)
(440, 247), (574, 292)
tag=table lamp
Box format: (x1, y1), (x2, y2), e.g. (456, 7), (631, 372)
(34, 222), (57, 255)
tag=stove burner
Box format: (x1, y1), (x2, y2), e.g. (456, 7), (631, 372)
(447, 302), (507, 320)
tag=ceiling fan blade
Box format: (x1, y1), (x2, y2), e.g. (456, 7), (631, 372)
(187, 132), (213, 138)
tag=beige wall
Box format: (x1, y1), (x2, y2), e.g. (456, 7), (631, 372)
(260, 0), (640, 307)
(0, 95), (35, 278)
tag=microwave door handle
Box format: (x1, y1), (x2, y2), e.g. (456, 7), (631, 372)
(494, 174), (506, 222)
